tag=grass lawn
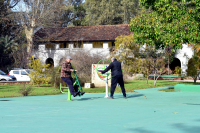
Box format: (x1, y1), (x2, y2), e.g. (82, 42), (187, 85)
(0, 80), (199, 98)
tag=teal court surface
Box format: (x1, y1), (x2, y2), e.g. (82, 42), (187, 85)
(1, 87), (200, 133)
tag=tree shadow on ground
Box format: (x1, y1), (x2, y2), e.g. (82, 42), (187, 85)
(112, 94), (144, 99)
(184, 103), (200, 105)
(172, 123), (200, 133)
(127, 94), (144, 98)
(127, 122), (200, 133)
(127, 128), (162, 133)
(0, 100), (11, 101)
(74, 94), (144, 100)
(75, 97), (102, 101)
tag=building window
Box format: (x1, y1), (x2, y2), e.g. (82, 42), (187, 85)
(73, 42), (83, 48)
(59, 43), (69, 48)
(108, 42), (115, 48)
(46, 43), (55, 49)
(93, 42), (103, 48)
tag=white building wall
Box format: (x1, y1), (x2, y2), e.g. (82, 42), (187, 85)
(175, 44), (194, 75)
(33, 42), (111, 67)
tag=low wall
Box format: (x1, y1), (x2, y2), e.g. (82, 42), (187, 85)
(148, 75), (182, 80)
(148, 77), (181, 80)
(174, 84), (200, 92)
(0, 81), (30, 85)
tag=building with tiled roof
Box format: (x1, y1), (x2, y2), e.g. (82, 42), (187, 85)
(34, 24), (132, 42)
(33, 24), (196, 78)
(33, 24), (132, 67)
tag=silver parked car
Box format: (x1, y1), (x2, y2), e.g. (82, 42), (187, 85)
(0, 70), (16, 81)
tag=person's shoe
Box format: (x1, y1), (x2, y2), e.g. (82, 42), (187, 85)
(77, 91), (85, 96)
(107, 96), (114, 99)
(77, 91), (81, 96)
(73, 92), (79, 97)
(123, 96), (127, 99)
(80, 92), (85, 96)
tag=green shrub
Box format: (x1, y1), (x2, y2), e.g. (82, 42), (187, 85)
(19, 84), (33, 96)
(28, 56), (51, 87)
(174, 66), (181, 76)
(49, 66), (67, 90)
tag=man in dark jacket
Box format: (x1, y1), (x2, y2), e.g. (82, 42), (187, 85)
(61, 55), (85, 97)
(99, 57), (126, 99)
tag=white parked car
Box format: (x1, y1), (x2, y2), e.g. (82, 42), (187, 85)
(8, 69), (30, 81)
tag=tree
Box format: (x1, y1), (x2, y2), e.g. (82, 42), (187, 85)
(84, 0), (140, 26)
(61, 1), (86, 26)
(137, 58), (153, 84)
(139, 46), (166, 86)
(130, 0), (200, 51)
(10, 43), (29, 69)
(0, 0), (19, 37)
(151, 53), (166, 86)
(15, 0), (64, 58)
(0, 0), (23, 71)
(0, 35), (18, 71)
(186, 53), (200, 83)
(114, 34), (141, 76)
(28, 56), (51, 87)
(0, 35), (18, 53)
(114, 34), (167, 86)
(139, 47), (157, 84)
(164, 46), (174, 75)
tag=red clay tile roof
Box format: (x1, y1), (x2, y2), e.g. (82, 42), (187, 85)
(34, 24), (132, 42)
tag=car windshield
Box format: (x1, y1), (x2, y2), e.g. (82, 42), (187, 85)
(25, 70), (31, 74)
(0, 70), (6, 75)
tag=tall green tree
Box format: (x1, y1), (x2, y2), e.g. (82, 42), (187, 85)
(130, 0), (200, 51)
(0, 35), (18, 53)
(186, 53), (200, 83)
(84, 0), (140, 26)
(61, 1), (86, 27)
(0, 0), (19, 37)
(0, 0), (20, 71)
(114, 34), (141, 76)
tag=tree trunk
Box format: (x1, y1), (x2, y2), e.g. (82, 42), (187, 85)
(25, 19), (35, 58)
(146, 70), (149, 84)
(194, 77), (197, 83)
(155, 75), (161, 86)
(154, 80), (156, 86)
(168, 57), (169, 75)
(25, 26), (34, 58)
(154, 72), (156, 86)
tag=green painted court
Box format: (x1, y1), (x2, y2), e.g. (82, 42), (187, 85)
(1, 87), (200, 133)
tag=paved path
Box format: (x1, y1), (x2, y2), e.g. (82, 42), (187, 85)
(1, 87), (200, 133)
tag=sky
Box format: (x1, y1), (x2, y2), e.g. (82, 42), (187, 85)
(12, 0), (29, 12)
(12, 0), (86, 12)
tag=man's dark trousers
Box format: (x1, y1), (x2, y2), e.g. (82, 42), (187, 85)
(110, 75), (126, 97)
(61, 77), (78, 95)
